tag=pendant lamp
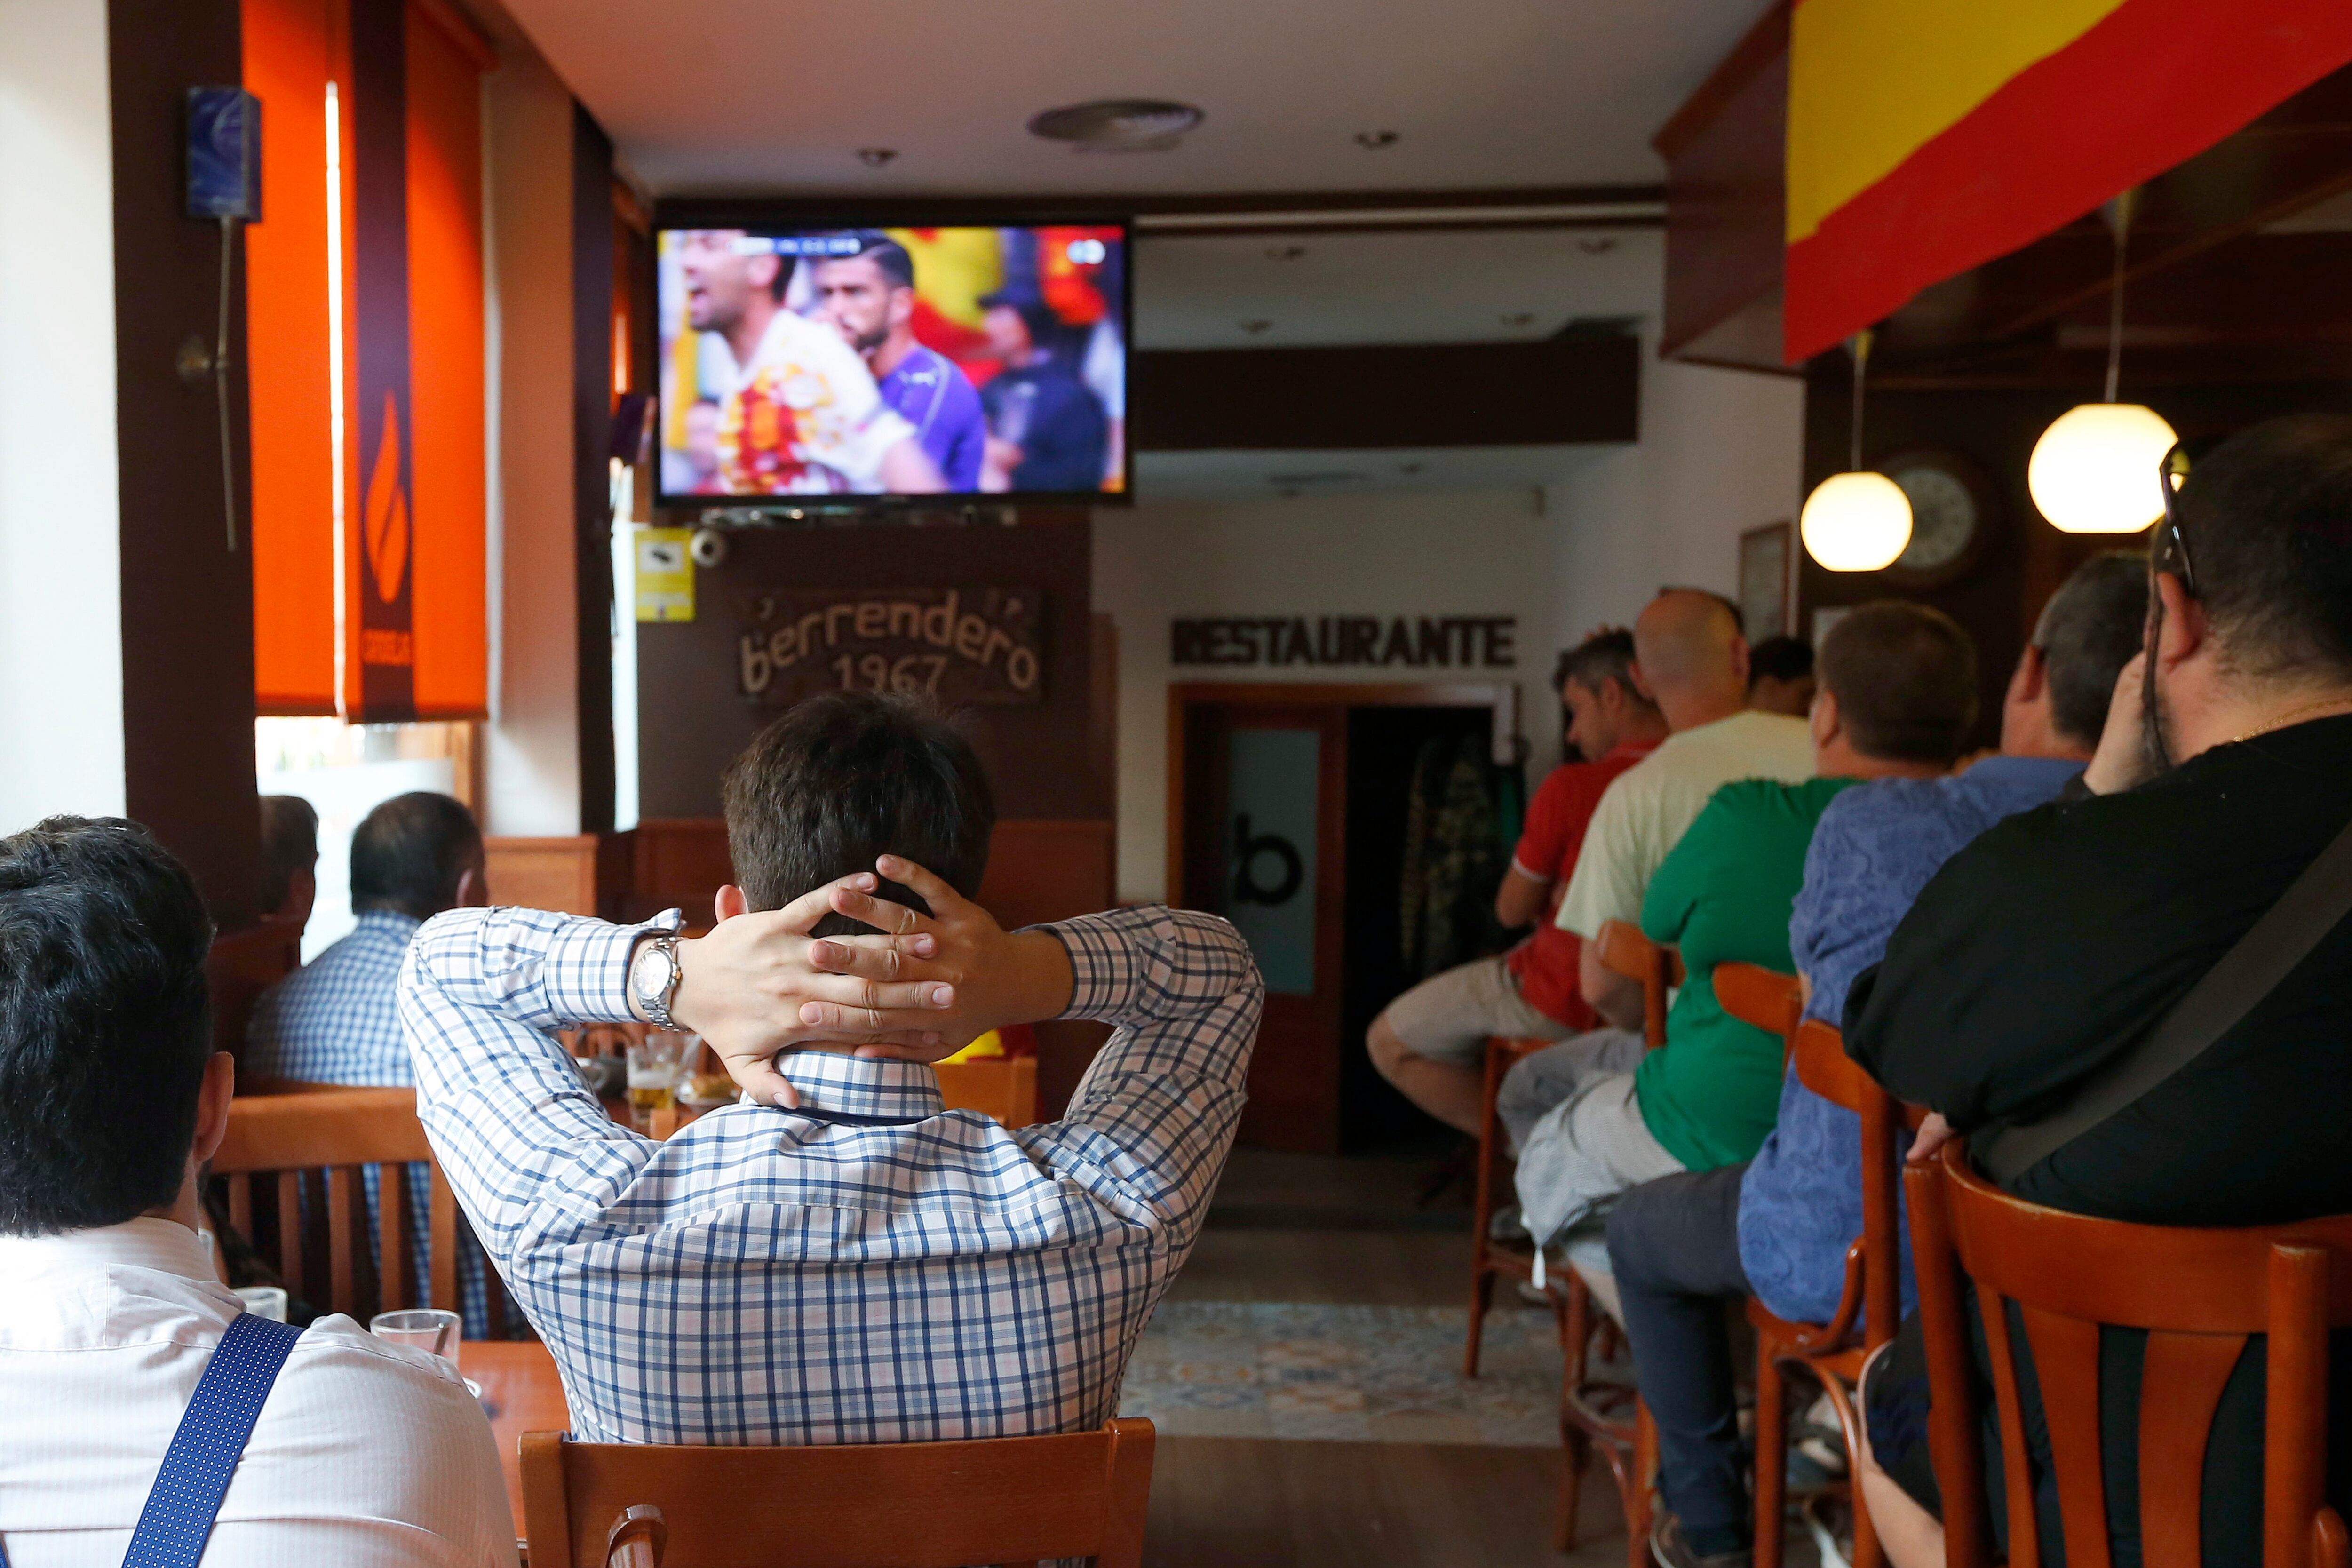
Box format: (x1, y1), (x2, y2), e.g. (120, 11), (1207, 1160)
(1800, 330), (1912, 572)
(2028, 191), (2177, 533)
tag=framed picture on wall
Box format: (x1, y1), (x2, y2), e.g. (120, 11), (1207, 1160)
(1738, 522), (1793, 642)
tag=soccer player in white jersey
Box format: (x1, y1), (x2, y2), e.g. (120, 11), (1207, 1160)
(675, 229), (946, 495)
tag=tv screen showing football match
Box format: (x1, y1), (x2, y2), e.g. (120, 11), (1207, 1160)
(656, 224), (1129, 501)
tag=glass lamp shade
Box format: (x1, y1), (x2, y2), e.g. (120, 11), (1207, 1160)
(2028, 403), (2178, 533)
(1800, 471), (1914, 572)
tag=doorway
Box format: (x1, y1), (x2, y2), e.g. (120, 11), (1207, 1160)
(1168, 682), (1522, 1155)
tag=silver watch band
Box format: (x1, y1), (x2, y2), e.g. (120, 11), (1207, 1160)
(635, 933), (681, 1029)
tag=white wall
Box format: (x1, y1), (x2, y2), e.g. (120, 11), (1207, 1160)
(0, 0), (127, 831)
(1096, 341), (1807, 907)
(1549, 334), (1807, 643)
(481, 51), (580, 835)
(1094, 488), (1563, 903)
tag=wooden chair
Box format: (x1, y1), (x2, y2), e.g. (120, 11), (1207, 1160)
(211, 1087), (475, 1327)
(1597, 917), (1684, 1048)
(1739, 1018), (1899, 1568)
(604, 1506), (666, 1568)
(1550, 919), (1684, 1565)
(1907, 1140), (2352, 1568)
(520, 1419), (1156, 1568)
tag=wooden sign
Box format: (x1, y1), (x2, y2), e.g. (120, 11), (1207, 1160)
(738, 587), (1045, 706)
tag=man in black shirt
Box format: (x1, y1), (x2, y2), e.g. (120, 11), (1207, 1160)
(1847, 414), (2352, 1567)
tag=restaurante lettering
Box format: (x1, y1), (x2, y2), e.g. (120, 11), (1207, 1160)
(1170, 615), (1517, 669)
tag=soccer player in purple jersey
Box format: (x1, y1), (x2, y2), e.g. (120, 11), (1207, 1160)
(814, 234), (988, 492)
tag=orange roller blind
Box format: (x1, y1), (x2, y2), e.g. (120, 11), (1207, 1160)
(243, 0), (487, 720)
(405, 0), (489, 719)
(245, 0), (345, 715)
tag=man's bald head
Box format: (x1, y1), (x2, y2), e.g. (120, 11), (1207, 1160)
(1631, 589), (1752, 730)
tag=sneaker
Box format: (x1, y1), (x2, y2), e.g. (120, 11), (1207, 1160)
(1651, 1510), (1752, 1568)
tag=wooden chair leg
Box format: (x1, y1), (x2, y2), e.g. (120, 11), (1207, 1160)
(1804, 1371), (1881, 1568)
(1753, 1350), (1789, 1568)
(1558, 1416), (1589, 1550)
(1622, 1401), (1657, 1568)
(1466, 1264), (1496, 1379)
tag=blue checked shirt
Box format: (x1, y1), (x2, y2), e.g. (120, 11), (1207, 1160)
(399, 902), (1263, 1445)
(245, 908), (501, 1337)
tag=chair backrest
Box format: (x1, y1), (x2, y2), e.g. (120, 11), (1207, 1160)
(934, 1056), (1041, 1128)
(1905, 1140), (2352, 1568)
(211, 1088), (462, 1321)
(1783, 1020), (1904, 1350)
(1711, 961), (1803, 1047)
(520, 1419), (1157, 1568)
(1596, 919), (1683, 1048)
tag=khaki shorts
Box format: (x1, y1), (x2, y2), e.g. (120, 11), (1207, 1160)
(1500, 1029), (1685, 1251)
(1378, 955), (1576, 1067)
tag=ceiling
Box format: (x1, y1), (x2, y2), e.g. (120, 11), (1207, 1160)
(493, 0), (1775, 196)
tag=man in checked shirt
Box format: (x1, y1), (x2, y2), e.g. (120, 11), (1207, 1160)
(398, 693), (1263, 1446)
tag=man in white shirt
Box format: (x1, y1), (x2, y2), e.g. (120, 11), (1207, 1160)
(0, 817), (514, 1568)
(675, 229), (946, 495)
(1553, 589), (1816, 1025)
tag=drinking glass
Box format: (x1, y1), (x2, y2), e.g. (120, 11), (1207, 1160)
(371, 1307), (461, 1369)
(233, 1284), (289, 1322)
(626, 1032), (687, 1133)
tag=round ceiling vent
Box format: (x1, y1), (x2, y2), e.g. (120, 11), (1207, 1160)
(1027, 99), (1205, 153)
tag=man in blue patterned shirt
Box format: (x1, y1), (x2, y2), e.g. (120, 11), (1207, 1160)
(246, 791), (501, 1336)
(1604, 555), (2147, 1568)
(399, 694), (1264, 1445)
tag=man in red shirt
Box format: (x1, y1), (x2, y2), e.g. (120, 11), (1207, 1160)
(1367, 630), (1668, 1133)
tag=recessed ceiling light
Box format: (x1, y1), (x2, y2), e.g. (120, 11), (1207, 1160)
(1239, 319), (1273, 334)
(856, 147), (898, 167)
(1576, 236), (1618, 255)
(1028, 99), (1205, 153)
(1499, 312), (1535, 328)
(1354, 130), (1399, 150)
(1264, 245), (1306, 262)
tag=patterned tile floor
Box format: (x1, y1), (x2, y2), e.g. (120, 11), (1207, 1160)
(1119, 1300), (1565, 1447)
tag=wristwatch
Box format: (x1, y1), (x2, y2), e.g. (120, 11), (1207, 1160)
(628, 933), (683, 1029)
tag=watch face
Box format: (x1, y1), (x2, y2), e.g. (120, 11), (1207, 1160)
(633, 942), (675, 1003)
(1891, 465), (1978, 572)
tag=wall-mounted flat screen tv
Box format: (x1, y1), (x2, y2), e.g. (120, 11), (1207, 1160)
(655, 223), (1129, 504)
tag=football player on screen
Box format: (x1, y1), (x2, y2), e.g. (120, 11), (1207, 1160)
(675, 229), (945, 494)
(812, 234), (986, 492)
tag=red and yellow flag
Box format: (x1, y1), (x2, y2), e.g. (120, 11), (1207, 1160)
(1784, 0), (2352, 364)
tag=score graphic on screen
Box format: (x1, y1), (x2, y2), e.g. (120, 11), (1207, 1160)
(655, 224), (1128, 502)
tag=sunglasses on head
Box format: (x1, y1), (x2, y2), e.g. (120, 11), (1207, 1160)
(2153, 443), (2198, 599)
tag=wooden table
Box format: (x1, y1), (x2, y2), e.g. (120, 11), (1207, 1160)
(464, 1339), (568, 1538)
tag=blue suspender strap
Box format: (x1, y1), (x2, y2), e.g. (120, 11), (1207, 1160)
(116, 1312), (306, 1568)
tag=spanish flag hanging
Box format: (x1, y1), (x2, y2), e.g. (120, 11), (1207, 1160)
(1784, 0), (2352, 365)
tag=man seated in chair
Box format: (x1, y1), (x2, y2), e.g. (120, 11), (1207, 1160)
(246, 791), (503, 1337)
(1499, 604), (1976, 1321)
(1602, 555), (2146, 1568)
(0, 817), (514, 1566)
(1364, 629), (1666, 1134)
(399, 692), (1264, 1445)
(1849, 417), (2352, 1568)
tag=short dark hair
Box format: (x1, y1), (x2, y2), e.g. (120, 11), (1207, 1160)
(257, 795), (319, 915)
(1555, 629), (1643, 700)
(350, 792), (482, 921)
(2172, 413), (2352, 683)
(1818, 601), (1979, 764)
(1747, 636), (1815, 689)
(722, 692), (997, 936)
(0, 818), (214, 1234)
(843, 231), (914, 292)
(2032, 552), (2150, 748)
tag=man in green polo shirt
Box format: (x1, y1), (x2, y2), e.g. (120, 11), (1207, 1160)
(1499, 601), (1981, 1275)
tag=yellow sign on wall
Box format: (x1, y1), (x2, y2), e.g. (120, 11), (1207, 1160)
(633, 528), (694, 623)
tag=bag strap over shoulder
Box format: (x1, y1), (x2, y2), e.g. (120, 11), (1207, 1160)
(1979, 809), (2352, 1186)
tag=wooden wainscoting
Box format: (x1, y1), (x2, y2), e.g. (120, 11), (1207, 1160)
(483, 835), (605, 918)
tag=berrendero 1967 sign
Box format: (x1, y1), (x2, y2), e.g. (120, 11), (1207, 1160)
(1170, 615), (1517, 670)
(739, 587), (1044, 706)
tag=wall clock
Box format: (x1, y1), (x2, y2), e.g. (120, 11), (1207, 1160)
(1877, 449), (1997, 588)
